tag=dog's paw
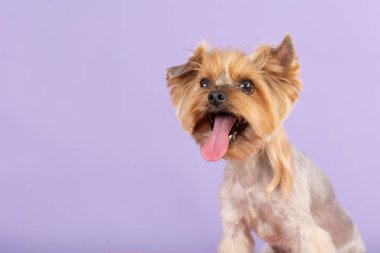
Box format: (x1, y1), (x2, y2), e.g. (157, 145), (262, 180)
(260, 245), (275, 253)
(218, 237), (253, 253)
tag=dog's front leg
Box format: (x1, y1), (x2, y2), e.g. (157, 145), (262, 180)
(219, 219), (254, 253)
(218, 201), (254, 253)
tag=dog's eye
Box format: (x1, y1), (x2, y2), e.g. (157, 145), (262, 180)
(200, 78), (210, 88)
(239, 79), (254, 94)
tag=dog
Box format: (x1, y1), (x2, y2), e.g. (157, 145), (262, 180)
(166, 34), (365, 253)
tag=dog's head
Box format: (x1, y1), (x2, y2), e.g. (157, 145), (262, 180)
(166, 35), (301, 163)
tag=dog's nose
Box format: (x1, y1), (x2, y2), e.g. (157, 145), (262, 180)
(208, 90), (227, 106)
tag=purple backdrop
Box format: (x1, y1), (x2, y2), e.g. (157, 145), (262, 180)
(0, 0), (379, 252)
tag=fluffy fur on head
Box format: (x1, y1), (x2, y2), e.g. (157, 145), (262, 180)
(167, 35), (301, 195)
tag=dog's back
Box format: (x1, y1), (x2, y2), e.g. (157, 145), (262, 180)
(294, 150), (365, 253)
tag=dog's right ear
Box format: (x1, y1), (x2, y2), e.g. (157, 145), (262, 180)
(166, 63), (193, 80)
(166, 42), (208, 117)
(166, 42), (208, 80)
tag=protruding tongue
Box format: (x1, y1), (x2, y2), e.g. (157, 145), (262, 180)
(201, 114), (237, 162)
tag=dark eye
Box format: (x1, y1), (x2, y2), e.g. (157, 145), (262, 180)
(239, 79), (254, 94)
(200, 78), (209, 88)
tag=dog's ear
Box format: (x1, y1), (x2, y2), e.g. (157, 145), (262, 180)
(166, 42), (208, 110)
(251, 34), (297, 71)
(166, 42), (208, 80)
(251, 34), (302, 133)
(167, 64), (192, 80)
(270, 34), (295, 67)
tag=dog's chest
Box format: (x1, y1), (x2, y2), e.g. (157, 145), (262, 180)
(223, 165), (290, 246)
(226, 178), (270, 224)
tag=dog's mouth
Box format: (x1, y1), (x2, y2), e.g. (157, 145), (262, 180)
(201, 112), (248, 162)
(208, 112), (249, 142)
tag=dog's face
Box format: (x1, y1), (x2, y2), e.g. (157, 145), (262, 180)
(167, 35), (302, 162)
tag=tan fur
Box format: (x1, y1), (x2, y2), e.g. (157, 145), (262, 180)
(166, 35), (365, 252)
(167, 35), (299, 194)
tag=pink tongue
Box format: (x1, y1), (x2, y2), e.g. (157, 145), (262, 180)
(201, 115), (237, 162)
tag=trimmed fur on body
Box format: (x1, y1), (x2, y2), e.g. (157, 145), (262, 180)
(219, 131), (365, 253)
(166, 34), (365, 252)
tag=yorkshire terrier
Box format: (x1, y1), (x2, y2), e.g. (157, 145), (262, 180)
(166, 35), (365, 253)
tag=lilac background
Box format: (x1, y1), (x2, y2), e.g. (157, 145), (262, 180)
(0, 0), (379, 252)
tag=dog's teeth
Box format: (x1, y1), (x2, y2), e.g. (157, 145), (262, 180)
(229, 134), (232, 140)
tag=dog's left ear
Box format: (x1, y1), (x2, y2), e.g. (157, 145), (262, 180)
(166, 42), (208, 80)
(271, 34), (295, 67)
(251, 33), (302, 130)
(252, 34), (297, 71)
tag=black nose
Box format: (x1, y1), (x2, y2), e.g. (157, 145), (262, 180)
(208, 90), (227, 106)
